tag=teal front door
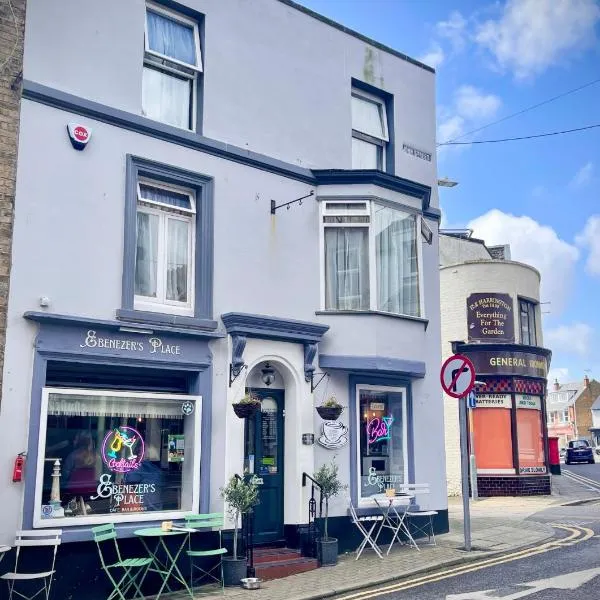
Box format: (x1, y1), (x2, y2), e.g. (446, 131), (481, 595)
(244, 389), (285, 545)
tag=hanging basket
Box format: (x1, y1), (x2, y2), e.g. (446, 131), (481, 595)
(316, 406), (344, 421)
(233, 402), (261, 419)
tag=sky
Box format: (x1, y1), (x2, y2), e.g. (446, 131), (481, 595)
(297, 0), (600, 386)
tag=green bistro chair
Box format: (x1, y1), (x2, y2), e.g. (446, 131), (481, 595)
(184, 513), (227, 595)
(92, 524), (152, 600)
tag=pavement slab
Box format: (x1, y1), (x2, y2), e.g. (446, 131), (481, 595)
(160, 475), (595, 600)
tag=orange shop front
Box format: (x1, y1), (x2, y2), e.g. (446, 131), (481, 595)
(457, 344), (551, 497)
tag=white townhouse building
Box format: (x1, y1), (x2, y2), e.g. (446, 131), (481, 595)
(0, 0), (444, 594)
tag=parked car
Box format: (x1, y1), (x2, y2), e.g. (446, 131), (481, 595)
(565, 440), (595, 465)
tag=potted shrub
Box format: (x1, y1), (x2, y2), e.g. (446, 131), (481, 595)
(220, 475), (260, 586)
(313, 460), (346, 566)
(232, 393), (261, 419)
(316, 396), (344, 421)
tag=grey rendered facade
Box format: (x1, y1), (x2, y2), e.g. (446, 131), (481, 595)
(0, 0), (444, 593)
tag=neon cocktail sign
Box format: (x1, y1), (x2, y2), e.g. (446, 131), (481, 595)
(101, 426), (145, 473)
(367, 416), (394, 444)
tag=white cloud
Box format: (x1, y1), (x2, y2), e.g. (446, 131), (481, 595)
(576, 215), (600, 275)
(569, 161), (594, 188)
(436, 10), (468, 52)
(418, 43), (445, 69)
(468, 209), (580, 314)
(547, 367), (570, 385)
(545, 323), (593, 357)
(475, 0), (600, 79)
(455, 85), (502, 120)
(438, 86), (502, 146)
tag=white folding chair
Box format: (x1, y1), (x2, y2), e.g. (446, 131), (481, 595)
(348, 498), (383, 560)
(403, 484), (438, 546)
(1, 530), (62, 600)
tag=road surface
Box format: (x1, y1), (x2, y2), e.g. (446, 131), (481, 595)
(335, 471), (600, 600)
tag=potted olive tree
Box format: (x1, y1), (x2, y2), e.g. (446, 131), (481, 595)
(313, 460), (346, 566)
(316, 396), (344, 421)
(221, 475), (260, 585)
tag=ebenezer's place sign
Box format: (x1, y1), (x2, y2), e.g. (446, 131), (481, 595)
(467, 293), (515, 343)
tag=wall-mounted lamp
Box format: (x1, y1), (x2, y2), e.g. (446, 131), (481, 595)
(261, 362), (276, 386)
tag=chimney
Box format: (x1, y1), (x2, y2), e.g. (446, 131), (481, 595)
(553, 379), (560, 391)
(584, 375), (590, 388)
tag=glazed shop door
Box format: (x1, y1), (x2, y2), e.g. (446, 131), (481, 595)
(244, 389), (285, 544)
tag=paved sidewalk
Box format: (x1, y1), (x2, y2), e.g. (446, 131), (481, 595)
(175, 503), (557, 600)
(162, 473), (599, 600)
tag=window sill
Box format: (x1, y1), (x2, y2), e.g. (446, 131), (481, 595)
(117, 308), (218, 331)
(316, 310), (428, 329)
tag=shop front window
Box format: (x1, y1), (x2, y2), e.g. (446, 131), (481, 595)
(35, 388), (201, 527)
(473, 394), (513, 473)
(516, 395), (546, 474)
(357, 386), (407, 502)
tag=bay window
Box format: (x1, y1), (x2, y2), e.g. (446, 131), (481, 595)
(135, 179), (195, 315)
(35, 388), (201, 527)
(357, 386), (407, 503)
(322, 200), (422, 317)
(143, 2), (202, 130)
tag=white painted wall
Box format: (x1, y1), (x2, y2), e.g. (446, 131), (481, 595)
(23, 0), (437, 186)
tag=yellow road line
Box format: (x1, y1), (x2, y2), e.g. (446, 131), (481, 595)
(336, 525), (589, 600)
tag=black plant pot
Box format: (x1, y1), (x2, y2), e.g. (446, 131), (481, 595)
(233, 403), (261, 418)
(318, 538), (338, 566)
(223, 557), (248, 586)
(316, 406), (343, 421)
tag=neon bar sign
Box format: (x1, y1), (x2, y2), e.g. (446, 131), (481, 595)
(101, 426), (145, 473)
(367, 416), (394, 444)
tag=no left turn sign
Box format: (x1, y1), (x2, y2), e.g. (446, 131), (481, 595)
(440, 354), (476, 399)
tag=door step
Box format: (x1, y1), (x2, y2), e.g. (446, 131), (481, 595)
(253, 547), (319, 580)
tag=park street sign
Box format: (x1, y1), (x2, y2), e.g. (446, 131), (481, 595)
(446, 566), (600, 599)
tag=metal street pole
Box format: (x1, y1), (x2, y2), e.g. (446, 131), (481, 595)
(459, 394), (472, 551)
(468, 402), (478, 501)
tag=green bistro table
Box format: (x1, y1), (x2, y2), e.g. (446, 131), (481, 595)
(134, 527), (195, 599)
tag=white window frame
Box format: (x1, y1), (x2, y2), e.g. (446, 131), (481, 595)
(319, 199), (424, 318)
(135, 179), (196, 316)
(143, 1), (202, 131)
(351, 89), (389, 170)
(356, 384), (408, 507)
(34, 388), (202, 528)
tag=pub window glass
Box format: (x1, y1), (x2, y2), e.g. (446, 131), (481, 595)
(358, 387), (406, 501)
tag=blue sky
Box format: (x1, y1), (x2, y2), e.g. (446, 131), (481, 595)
(298, 0), (600, 386)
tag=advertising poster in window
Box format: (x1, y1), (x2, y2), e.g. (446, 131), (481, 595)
(168, 434), (185, 463)
(466, 293), (515, 343)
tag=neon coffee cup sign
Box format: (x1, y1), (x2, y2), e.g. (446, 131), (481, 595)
(101, 426), (145, 473)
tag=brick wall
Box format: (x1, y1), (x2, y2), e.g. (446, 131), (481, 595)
(477, 475), (551, 497)
(575, 380), (600, 439)
(0, 0), (25, 407)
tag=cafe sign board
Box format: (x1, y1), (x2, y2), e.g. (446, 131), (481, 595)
(467, 293), (515, 343)
(466, 350), (547, 378)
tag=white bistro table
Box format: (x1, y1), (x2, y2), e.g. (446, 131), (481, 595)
(372, 493), (418, 555)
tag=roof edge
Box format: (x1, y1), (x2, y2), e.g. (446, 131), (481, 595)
(276, 0), (435, 74)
